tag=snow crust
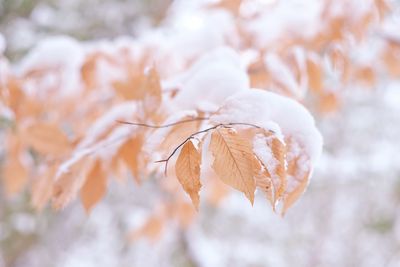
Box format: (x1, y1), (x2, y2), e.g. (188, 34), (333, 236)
(211, 89), (323, 163)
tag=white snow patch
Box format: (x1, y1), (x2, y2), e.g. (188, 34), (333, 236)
(15, 36), (86, 97)
(171, 46), (249, 112)
(0, 33), (5, 54)
(211, 89), (323, 164)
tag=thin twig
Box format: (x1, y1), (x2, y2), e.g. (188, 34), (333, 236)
(155, 124), (223, 175)
(117, 117), (263, 176)
(156, 122), (262, 175)
(116, 117), (210, 129)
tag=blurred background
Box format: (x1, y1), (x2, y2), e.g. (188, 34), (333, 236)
(1, 0), (400, 267)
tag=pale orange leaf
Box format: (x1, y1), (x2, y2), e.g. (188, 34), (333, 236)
(159, 116), (201, 155)
(22, 122), (71, 156)
(175, 140), (202, 210)
(31, 165), (57, 210)
(117, 135), (144, 183)
(3, 154), (28, 197)
(209, 128), (256, 204)
(52, 157), (92, 210)
(80, 160), (107, 213)
(129, 216), (164, 243)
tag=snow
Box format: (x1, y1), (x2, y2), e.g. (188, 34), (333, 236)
(211, 89), (323, 164)
(15, 36), (86, 97)
(77, 102), (137, 150)
(244, 0), (323, 47)
(171, 46), (249, 112)
(264, 53), (302, 99)
(0, 33), (5, 54)
(253, 133), (281, 190)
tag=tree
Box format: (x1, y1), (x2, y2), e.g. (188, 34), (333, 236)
(0, 0), (398, 247)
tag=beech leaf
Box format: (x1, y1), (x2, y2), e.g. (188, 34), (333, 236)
(209, 128), (256, 204)
(80, 160), (107, 213)
(175, 140), (202, 210)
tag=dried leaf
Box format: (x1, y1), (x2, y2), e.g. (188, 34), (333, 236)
(306, 58), (323, 92)
(143, 66), (162, 117)
(52, 157), (91, 210)
(281, 138), (311, 214)
(3, 154), (28, 197)
(270, 136), (287, 198)
(117, 135), (144, 183)
(112, 73), (146, 100)
(175, 201), (196, 230)
(22, 122), (71, 156)
(175, 140), (202, 209)
(209, 128), (256, 203)
(253, 156), (275, 207)
(159, 116), (201, 155)
(31, 165), (57, 210)
(129, 216), (164, 243)
(282, 171), (310, 215)
(253, 132), (287, 202)
(80, 160), (107, 213)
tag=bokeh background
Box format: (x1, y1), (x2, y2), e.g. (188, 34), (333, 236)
(1, 0), (400, 267)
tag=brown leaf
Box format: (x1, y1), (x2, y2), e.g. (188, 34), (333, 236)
(282, 171), (310, 215)
(143, 66), (162, 117)
(112, 77), (146, 100)
(175, 140), (202, 209)
(253, 156), (275, 207)
(248, 59), (270, 89)
(22, 122), (71, 156)
(210, 0), (243, 16)
(159, 116), (202, 156)
(319, 92), (339, 113)
(52, 157), (91, 210)
(3, 154), (28, 197)
(129, 215), (164, 243)
(306, 57), (323, 92)
(31, 165), (57, 210)
(209, 128), (256, 204)
(117, 135), (144, 183)
(80, 160), (107, 213)
(270, 136), (287, 199)
(281, 138), (311, 215)
(253, 132), (287, 202)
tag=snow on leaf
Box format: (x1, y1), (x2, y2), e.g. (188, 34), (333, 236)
(253, 132), (287, 201)
(80, 160), (107, 213)
(281, 137), (311, 214)
(175, 140), (202, 210)
(52, 156), (92, 210)
(253, 158), (275, 208)
(209, 127), (256, 204)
